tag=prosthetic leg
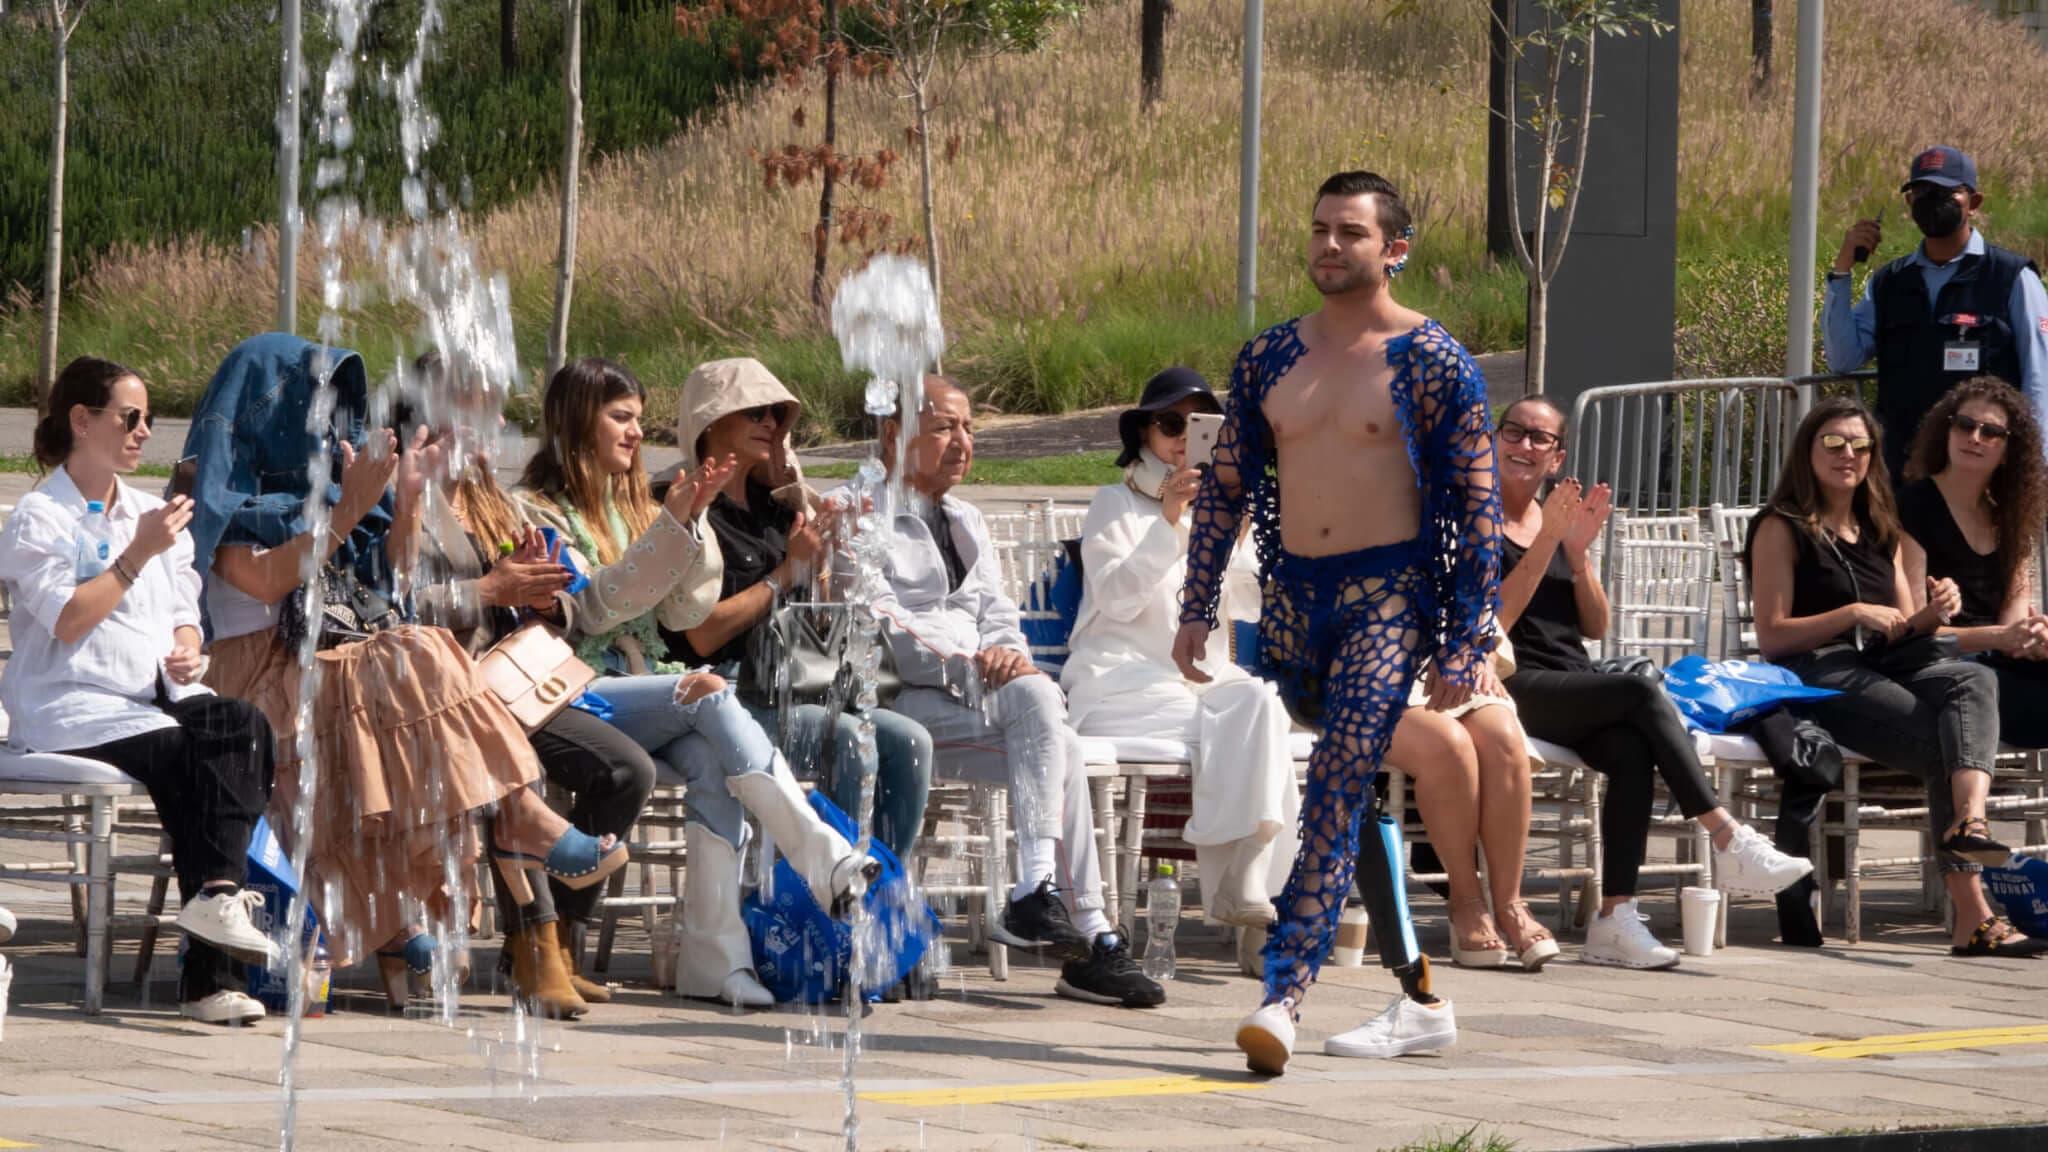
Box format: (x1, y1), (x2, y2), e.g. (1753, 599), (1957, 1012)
(1318, 793), (1457, 1059)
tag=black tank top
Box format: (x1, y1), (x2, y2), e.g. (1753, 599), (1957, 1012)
(1775, 510), (1897, 649)
(1897, 478), (2004, 629)
(1501, 535), (1594, 673)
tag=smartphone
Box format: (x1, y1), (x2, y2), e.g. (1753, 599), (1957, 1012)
(167, 455), (199, 501)
(1186, 413), (1224, 470)
(538, 525), (589, 595)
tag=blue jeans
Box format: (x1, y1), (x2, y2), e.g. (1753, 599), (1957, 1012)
(745, 701), (932, 862)
(595, 674), (776, 846)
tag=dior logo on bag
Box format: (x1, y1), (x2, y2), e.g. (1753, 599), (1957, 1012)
(478, 624), (597, 733)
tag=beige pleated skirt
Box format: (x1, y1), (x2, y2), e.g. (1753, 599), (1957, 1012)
(206, 625), (541, 965)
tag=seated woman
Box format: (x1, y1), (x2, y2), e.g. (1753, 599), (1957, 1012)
(1898, 377), (2048, 749)
(1062, 368), (1299, 939)
(515, 356), (876, 1008)
(660, 358), (932, 863)
(1749, 396), (2043, 958)
(0, 358), (281, 1025)
(187, 334), (626, 1011)
(1389, 631), (1557, 972)
(404, 351), (659, 1019)
(1495, 396), (1811, 969)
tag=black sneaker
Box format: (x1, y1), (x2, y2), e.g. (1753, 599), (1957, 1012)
(989, 876), (1093, 961)
(1055, 932), (1165, 1009)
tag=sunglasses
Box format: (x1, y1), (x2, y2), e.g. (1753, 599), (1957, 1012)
(89, 405), (154, 434)
(1499, 421), (1561, 450)
(1819, 433), (1874, 455)
(740, 404), (783, 426)
(1951, 413), (2010, 442)
(1150, 411), (1189, 437)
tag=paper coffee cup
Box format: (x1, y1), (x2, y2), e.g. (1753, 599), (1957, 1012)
(1330, 906), (1370, 967)
(1680, 886), (1722, 957)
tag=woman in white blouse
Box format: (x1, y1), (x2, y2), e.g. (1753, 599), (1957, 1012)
(0, 358), (281, 1025)
(1063, 369), (1301, 937)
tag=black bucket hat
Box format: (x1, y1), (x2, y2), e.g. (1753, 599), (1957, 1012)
(1116, 366), (1222, 467)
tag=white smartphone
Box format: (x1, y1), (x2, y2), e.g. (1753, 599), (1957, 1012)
(1186, 412), (1224, 470)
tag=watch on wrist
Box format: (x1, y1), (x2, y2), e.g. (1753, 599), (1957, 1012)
(764, 571), (786, 600)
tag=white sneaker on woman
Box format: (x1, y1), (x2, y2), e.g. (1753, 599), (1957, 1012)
(176, 889), (277, 965)
(1324, 994), (1457, 1058)
(1715, 824), (1814, 897)
(0, 904), (16, 945)
(180, 990), (267, 1026)
(1581, 900), (1680, 970)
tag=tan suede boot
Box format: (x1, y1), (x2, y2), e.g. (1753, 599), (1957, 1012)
(508, 922), (588, 1020)
(556, 928), (612, 1004)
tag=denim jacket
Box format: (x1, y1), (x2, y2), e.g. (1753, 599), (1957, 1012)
(179, 332), (394, 635)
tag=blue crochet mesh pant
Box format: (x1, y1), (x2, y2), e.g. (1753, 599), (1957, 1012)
(1255, 540), (1424, 1008)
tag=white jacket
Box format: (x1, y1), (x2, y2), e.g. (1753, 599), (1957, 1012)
(1062, 481), (1260, 722)
(841, 491), (1029, 690)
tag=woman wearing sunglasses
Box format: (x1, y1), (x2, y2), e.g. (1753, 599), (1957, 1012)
(661, 358), (932, 867)
(1898, 378), (2048, 752)
(1748, 396), (2041, 957)
(1063, 368), (1298, 960)
(1496, 396), (1810, 969)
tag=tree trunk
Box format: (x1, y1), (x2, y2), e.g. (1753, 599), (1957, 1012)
(39, 1), (71, 403)
(1750, 0), (1773, 92)
(501, 0), (520, 78)
(1526, 278), (1548, 396)
(913, 80), (942, 332)
(811, 0), (839, 312)
(1139, 0), (1171, 110)
(548, 0), (583, 378)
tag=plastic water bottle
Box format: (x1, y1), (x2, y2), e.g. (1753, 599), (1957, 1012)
(305, 939), (332, 1018)
(75, 500), (111, 582)
(1141, 863), (1180, 981)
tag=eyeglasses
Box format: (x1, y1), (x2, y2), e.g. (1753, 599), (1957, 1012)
(740, 404), (781, 426)
(1819, 433), (1874, 455)
(1951, 413), (2010, 442)
(88, 405), (153, 434)
(1150, 411), (1189, 437)
(1498, 422), (1561, 450)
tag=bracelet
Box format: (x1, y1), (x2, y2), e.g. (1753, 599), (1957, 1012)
(763, 571), (787, 600)
(111, 557), (138, 587)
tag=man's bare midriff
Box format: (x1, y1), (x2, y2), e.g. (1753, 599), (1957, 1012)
(1264, 335), (1420, 557)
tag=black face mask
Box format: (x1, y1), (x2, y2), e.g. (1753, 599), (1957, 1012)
(1911, 193), (1965, 239)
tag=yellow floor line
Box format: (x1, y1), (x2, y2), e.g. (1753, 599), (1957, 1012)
(0, 1139), (38, 1148)
(860, 1075), (1266, 1107)
(1762, 1023), (2048, 1060)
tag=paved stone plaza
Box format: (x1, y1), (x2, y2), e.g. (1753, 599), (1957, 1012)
(4, 820), (2047, 1152)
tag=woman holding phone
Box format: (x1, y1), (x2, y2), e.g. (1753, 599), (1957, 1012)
(1064, 368), (1301, 939)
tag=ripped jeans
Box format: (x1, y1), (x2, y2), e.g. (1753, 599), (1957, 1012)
(594, 673), (778, 847)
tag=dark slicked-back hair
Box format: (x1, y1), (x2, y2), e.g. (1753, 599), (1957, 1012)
(1315, 170), (1413, 241)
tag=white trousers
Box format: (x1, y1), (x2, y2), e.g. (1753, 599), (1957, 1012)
(892, 675), (1106, 913)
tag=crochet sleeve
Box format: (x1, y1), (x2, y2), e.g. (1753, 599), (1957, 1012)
(1417, 330), (1503, 687)
(1178, 339), (1259, 627)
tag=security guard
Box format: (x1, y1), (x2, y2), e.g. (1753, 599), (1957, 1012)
(1823, 145), (2048, 476)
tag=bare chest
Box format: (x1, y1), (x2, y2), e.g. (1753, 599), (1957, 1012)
(1262, 344), (1402, 447)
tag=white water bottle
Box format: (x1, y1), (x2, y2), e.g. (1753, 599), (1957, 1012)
(75, 501), (111, 582)
(1141, 863), (1180, 981)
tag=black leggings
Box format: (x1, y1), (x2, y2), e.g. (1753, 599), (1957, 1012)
(71, 693), (276, 1002)
(1505, 669), (1720, 898)
(491, 706), (657, 932)
(1987, 656), (2048, 751)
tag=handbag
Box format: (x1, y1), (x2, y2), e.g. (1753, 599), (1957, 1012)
(278, 565), (399, 652)
(476, 622), (597, 733)
(743, 601), (902, 711)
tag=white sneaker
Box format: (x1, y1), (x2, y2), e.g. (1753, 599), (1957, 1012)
(0, 904), (16, 945)
(1582, 900), (1680, 970)
(176, 889), (278, 965)
(180, 989), (267, 1026)
(1324, 995), (1457, 1058)
(1715, 824), (1815, 897)
(1235, 1000), (1296, 1076)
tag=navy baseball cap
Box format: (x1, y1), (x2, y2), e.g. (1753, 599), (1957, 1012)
(1902, 146), (1977, 191)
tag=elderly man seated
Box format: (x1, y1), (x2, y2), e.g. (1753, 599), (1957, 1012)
(834, 376), (1163, 1009)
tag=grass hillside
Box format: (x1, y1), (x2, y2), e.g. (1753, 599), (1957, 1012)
(3, 0), (2046, 443)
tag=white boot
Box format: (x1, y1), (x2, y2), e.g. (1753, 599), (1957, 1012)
(1199, 837), (1279, 928)
(675, 824), (773, 1008)
(727, 754), (875, 917)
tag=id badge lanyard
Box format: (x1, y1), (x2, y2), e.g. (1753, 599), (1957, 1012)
(1944, 313), (1983, 374)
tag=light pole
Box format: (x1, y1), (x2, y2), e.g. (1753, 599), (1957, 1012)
(1235, 0), (1264, 332)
